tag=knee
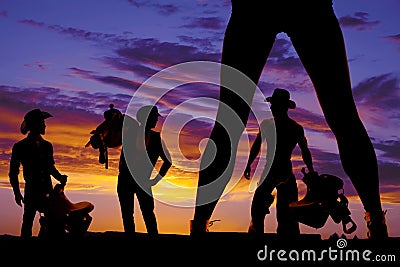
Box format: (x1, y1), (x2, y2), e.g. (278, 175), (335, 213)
(325, 112), (364, 137)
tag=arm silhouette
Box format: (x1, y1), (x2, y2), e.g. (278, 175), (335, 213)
(298, 134), (315, 173)
(244, 131), (262, 179)
(150, 139), (172, 186)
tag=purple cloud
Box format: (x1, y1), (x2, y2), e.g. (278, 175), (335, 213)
(375, 139), (400, 162)
(181, 17), (226, 31)
(127, 0), (179, 16)
(0, 85), (132, 120)
(154, 3), (179, 16)
(338, 12), (380, 31)
(23, 61), (48, 71)
(383, 34), (400, 50)
(353, 73), (400, 116)
(67, 67), (142, 93)
(113, 39), (220, 70)
(18, 19), (221, 80)
(177, 35), (219, 51)
(18, 19), (45, 28)
(378, 161), (400, 190)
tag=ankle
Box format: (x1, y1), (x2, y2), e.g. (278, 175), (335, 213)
(365, 210), (389, 239)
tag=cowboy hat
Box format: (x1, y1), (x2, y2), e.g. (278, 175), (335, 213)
(20, 108), (53, 134)
(136, 105), (162, 125)
(265, 88), (296, 109)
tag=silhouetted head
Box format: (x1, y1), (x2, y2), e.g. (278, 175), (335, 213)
(265, 88), (296, 117)
(136, 105), (161, 129)
(20, 108), (53, 135)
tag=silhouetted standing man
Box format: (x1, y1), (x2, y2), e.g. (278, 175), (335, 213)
(192, 0), (388, 239)
(118, 105), (172, 238)
(9, 108), (68, 239)
(244, 88), (315, 237)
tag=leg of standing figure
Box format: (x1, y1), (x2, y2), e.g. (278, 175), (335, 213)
(137, 187), (158, 236)
(275, 175), (300, 238)
(21, 203), (36, 239)
(117, 176), (136, 239)
(288, 3), (387, 238)
(192, 4), (277, 233)
(249, 176), (275, 234)
(192, 122), (231, 234)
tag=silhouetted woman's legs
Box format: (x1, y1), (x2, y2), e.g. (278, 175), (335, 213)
(287, 2), (387, 237)
(192, 4), (276, 233)
(193, 0), (387, 238)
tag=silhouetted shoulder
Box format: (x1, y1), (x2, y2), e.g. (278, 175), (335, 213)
(260, 118), (274, 130)
(13, 137), (52, 149)
(12, 138), (26, 148)
(291, 118), (304, 132)
(38, 138), (54, 151)
(42, 138), (53, 146)
(259, 118), (276, 140)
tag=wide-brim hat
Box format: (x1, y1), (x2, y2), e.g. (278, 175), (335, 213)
(265, 88), (296, 109)
(136, 105), (162, 124)
(20, 108), (53, 134)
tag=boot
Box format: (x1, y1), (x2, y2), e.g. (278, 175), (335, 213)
(365, 210), (388, 239)
(190, 219), (210, 236)
(248, 194), (274, 234)
(248, 220), (264, 235)
(264, 194), (275, 214)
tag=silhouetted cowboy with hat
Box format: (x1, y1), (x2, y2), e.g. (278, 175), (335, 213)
(244, 88), (316, 237)
(9, 108), (68, 239)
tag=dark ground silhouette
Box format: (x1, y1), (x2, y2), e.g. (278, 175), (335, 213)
(0, 232), (399, 265)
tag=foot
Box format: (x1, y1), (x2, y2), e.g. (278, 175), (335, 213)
(365, 210), (389, 239)
(248, 220), (264, 234)
(190, 219), (210, 236)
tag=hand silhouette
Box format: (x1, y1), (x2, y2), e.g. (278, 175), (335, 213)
(14, 191), (24, 207)
(59, 174), (68, 185)
(149, 174), (163, 186)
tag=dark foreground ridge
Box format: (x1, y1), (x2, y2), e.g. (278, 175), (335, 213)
(1, 232), (399, 266)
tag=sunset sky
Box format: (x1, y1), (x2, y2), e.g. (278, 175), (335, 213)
(1, 0), (399, 239)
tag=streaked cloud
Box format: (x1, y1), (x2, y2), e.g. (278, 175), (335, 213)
(127, 0), (180, 16)
(339, 12), (380, 31)
(181, 17), (226, 31)
(383, 33), (400, 44)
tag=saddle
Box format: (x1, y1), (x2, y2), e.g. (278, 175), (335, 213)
(85, 104), (124, 169)
(289, 168), (357, 235)
(39, 183), (94, 239)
